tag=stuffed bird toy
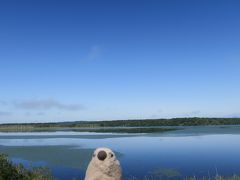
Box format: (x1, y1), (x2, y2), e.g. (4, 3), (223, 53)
(85, 147), (122, 180)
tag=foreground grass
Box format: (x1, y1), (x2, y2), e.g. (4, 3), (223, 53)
(139, 175), (240, 180)
(0, 154), (53, 180)
(124, 176), (240, 180)
(187, 175), (240, 180)
(137, 167), (240, 180)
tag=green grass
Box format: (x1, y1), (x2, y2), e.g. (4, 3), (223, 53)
(186, 175), (240, 180)
(127, 167), (240, 180)
(127, 175), (240, 180)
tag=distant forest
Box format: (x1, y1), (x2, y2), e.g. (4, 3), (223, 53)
(0, 118), (240, 130)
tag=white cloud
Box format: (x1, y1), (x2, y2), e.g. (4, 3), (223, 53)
(14, 99), (84, 111)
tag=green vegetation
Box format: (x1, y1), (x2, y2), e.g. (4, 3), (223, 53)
(128, 175), (240, 180)
(0, 154), (53, 180)
(71, 127), (176, 133)
(148, 167), (182, 178)
(80, 127), (176, 133)
(0, 118), (240, 132)
(186, 175), (240, 180)
(91, 118), (240, 127)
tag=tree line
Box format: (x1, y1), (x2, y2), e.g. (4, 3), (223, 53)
(0, 118), (240, 130)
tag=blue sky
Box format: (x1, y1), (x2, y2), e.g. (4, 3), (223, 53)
(0, 0), (240, 123)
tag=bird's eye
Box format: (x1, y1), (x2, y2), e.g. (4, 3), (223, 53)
(93, 154), (96, 157)
(110, 153), (114, 158)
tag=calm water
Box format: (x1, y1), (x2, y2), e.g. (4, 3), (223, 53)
(0, 126), (240, 179)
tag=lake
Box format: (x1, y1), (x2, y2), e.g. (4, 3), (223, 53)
(0, 125), (240, 179)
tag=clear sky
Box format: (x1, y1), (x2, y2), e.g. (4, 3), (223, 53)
(0, 0), (240, 123)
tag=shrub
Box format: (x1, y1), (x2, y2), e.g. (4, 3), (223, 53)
(0, 153), (53, 180)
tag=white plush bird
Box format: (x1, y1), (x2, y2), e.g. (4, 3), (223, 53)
(85, 147), (122, 180)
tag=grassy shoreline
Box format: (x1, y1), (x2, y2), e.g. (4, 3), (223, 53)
(0, 127), (177, 133)
(0, 117), (240, 133)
